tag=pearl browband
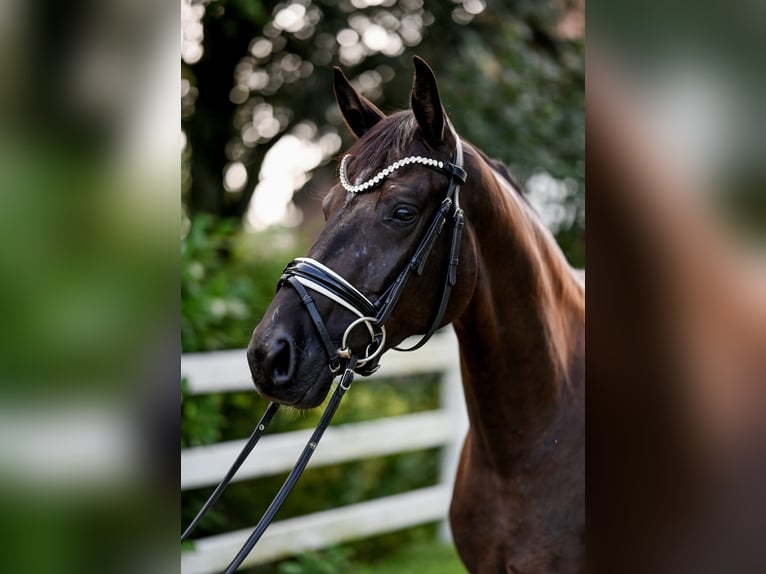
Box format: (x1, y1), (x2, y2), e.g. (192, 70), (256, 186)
(339, 153), (467, 194)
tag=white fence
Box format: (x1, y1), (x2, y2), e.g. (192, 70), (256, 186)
(181, 328), (468, 574)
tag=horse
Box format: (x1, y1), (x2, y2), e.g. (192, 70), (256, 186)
(247, 57), (585, 573)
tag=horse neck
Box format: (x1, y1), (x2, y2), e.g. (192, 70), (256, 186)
(453, 151), (585, 469)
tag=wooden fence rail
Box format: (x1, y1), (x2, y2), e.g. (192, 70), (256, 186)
(181, 328), (467, 574)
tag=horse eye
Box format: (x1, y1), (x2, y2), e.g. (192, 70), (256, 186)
(390, 205), (418, 224)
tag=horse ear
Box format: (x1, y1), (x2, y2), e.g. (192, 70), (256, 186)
(410, 56), (445, 144)
(333, 67), (385, 139)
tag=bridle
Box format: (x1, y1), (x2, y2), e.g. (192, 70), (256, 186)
(281, 133), (466, 374)
(181, 131), (467, 573)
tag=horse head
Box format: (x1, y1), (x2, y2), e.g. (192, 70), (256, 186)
(247, 57), (479, 407)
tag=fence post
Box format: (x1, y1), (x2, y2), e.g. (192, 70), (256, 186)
(437, 328), (469, 543)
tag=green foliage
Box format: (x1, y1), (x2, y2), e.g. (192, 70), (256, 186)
(183, 0), (585, 265)
(444, 28), (584, 186)
(181, 215), (306, 352)
(227, 0), (268, 25)
(180, 378), (226, 448)
(441, 29), (585, 266)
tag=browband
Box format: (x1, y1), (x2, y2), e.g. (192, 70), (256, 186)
(340, 153), (466, 194)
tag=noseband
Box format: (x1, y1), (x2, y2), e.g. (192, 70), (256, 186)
(182, 135), (467, 573)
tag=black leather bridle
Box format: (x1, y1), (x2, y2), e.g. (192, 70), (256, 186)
(181, 133), (467, 573)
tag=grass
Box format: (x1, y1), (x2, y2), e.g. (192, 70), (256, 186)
(256, 526), (467, 574)
(356, 538), (466, 574)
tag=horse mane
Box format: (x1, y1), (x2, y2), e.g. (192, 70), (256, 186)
(473, 147), (526, 200)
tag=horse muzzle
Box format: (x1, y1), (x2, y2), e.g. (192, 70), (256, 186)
(247, 306), (336, 408)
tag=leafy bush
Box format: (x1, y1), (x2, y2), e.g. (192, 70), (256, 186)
(181, 215), (305, 353)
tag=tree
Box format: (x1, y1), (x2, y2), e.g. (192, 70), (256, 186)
(182, 0), (583, 261)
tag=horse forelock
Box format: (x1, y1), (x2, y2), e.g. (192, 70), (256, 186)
(342, 111), (428, 183)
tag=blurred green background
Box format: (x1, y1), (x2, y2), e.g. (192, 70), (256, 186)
(1, 0), (764, 570)
(181, 0), (583, 572)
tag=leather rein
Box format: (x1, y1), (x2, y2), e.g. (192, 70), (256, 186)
(181, 134), (466, 573)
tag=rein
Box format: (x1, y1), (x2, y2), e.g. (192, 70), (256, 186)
(181, 134), (466, 573)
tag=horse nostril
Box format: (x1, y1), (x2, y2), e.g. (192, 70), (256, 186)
(269, 337), (295, 385)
